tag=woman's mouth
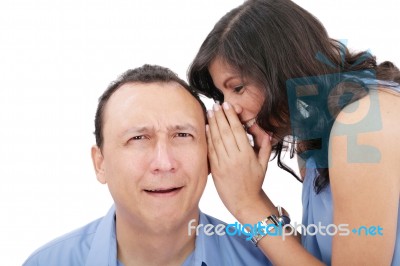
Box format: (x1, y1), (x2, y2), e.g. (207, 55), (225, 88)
(243, 118), (256, 132)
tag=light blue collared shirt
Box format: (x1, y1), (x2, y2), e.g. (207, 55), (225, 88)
(23, 205), (271, 266)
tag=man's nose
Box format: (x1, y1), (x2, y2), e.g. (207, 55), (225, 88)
(150, 139), (177, 174)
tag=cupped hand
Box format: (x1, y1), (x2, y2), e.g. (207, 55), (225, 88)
(206, 102), (273, 217)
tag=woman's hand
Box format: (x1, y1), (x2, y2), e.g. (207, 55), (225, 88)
(207, 102), (323, 265)
(206, 102), (273, 217)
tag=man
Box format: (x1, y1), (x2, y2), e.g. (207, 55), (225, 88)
(23, 65), (271, 265)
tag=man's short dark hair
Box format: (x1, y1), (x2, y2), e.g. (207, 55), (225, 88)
(94, 64), (207, 149)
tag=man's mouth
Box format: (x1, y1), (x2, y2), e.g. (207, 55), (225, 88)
(144, 187), (183, 195)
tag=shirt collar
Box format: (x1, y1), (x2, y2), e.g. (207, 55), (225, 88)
(85, 205), (117, 266)
(187, 210), (222, 266)
(85, 206), (212, 266)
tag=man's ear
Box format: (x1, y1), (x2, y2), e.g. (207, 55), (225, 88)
(91, 145), (106, 184)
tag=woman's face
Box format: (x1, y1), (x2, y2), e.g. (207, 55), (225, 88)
(208, 57), (265, 130)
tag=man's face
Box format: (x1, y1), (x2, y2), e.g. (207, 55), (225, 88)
(92, 82), (208, 229)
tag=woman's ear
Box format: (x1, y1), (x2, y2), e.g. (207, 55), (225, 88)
(91, 145), (106, 184)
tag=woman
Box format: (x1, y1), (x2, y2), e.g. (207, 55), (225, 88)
(188, 0), (400, 265)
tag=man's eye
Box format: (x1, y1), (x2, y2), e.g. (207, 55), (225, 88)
(131, 136), (146, 140)
(233, 85), (244, 93)
(176, 133), (192, 138)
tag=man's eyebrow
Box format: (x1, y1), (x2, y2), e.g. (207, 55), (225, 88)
(122, 126), (153, 136)
(168, 124), (199, 133)
(122, 124), (199, 135)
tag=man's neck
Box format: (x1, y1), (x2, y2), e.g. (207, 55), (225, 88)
(116, 210), (200, 266)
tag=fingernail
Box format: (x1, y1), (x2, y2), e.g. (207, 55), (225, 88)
(213, 103), (220, 111)
(222, 102), (229, 110)
(208, 110), (214, 118)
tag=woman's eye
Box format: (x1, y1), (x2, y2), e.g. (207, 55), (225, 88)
(233, 85), (244, 93)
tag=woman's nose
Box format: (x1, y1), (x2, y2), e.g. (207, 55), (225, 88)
(223, 99), (242, 115)
(231, 103), (243, 115)
(222, 94), (241, 113)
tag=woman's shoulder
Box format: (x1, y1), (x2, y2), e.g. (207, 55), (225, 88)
(333, 87), (400, 137)
(329, 86), (400, 183)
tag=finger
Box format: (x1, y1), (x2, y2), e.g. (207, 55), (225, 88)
(258, 133), (272, 172)
(207, 109), (228, 159)
(212, 103), (241, 156)
(221, 102), (252, 151)
(248, 123), (268, 151)
(248, 123), (272, 171)
(205, 124), (219, 167)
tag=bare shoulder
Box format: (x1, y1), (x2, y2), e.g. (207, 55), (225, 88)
(329, 87), (400, 185)
(334, 88), (400, 128)
(332, 88), (400, 149)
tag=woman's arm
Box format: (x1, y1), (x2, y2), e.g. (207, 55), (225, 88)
(329, 90), (400, 265)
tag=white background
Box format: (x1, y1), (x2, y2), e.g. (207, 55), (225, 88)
(1, 0), (399, 265)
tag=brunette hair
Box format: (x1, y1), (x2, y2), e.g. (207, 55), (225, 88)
(188, 0), (400, 193)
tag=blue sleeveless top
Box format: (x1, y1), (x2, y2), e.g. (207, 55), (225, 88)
(301, 80), (400, 265)
(301, 157), (400, 265)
